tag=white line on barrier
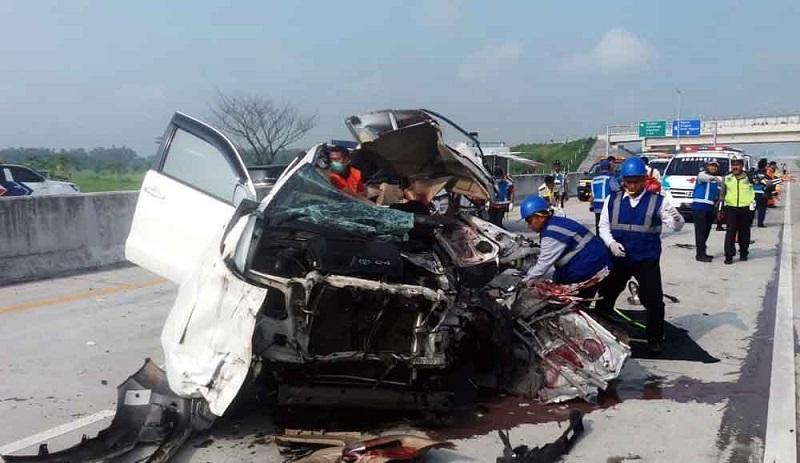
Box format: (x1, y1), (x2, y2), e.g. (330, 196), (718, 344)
(764, 182), (795, 463)
(0, 409), (115, 456)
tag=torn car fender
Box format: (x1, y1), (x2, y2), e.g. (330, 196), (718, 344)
(160, 215), (267, 416)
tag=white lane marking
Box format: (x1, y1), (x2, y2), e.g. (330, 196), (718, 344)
(764, 182), (795, 463)
(0, 409), (115, 456)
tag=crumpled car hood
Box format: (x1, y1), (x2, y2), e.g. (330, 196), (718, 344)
(346, 109), (492, 200)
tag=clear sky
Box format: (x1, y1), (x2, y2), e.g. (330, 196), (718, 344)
(1, 1), (798, 157)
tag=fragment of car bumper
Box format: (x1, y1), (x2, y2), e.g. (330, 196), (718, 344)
(2, 360), (214, 463)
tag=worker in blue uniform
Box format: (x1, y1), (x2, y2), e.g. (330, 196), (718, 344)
(691, 159), (722, 262)
(595, 157), (685, 354)
(520, 195), (612, 294)
(590, 160), (619, 235)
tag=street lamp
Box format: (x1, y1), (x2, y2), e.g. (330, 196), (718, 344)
(675, 89), (682, 150)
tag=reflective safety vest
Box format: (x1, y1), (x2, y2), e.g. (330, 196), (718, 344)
(723, 174), (755, 208)
(753, 169), (766, 194)
(552, 172), (565, 193)
(691, 174), (720, 212)
(541, 216), (611, 283)
(608, 191), (663, 263)
(494, 178), (514, 205)
(591, 174), (613, 213)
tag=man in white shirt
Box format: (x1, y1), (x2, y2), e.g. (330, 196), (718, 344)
(595, 157), (684, 354)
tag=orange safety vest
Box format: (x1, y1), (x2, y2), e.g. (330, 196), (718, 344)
(329, 167), (365, 196)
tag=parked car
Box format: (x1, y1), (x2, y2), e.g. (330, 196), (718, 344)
(576, 162), (601, 201)
(661, 146), (751, 215)
(0, 163), (79, 196)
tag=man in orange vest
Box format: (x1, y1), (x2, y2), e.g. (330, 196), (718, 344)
(327, 146), (366, 197)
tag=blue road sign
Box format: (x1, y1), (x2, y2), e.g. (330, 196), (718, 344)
(672, 119), (701, 136)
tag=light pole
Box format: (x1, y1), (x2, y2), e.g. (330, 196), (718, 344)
(675, 89), (682, 150)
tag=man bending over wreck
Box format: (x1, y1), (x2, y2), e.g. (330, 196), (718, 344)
(520, 195), (612, 294)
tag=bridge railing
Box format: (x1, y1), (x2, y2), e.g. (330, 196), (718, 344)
(603, 113), (800, 139)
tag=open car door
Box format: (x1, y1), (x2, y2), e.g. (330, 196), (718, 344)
(126, 112), (255, 284)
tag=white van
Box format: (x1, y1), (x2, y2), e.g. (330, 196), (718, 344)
(661, 147), (751, 214)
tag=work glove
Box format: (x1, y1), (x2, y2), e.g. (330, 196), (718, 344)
(668, 207), (683, 222)
(608, 241), (626, 258)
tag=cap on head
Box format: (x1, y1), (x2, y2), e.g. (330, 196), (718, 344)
(706, 159), (719, 166)
(620, 157), (647, 178)
(520, 195), (551, 221)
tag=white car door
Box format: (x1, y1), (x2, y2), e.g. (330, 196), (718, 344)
(125, 112), (256, 284)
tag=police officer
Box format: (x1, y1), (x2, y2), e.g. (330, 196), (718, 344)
(719, 154), (755, 264)
(595, 157), (685, 354)
(520, 195), (612, 289)
(590, 160), (620, 235)
(691, 159), (722, 262)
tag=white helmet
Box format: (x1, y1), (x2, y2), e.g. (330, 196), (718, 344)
(730, 154), (744, 164)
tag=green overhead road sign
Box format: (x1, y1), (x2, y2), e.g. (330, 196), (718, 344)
(638, 120), (667, 137)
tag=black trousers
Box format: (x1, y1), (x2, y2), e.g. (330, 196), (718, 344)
(693, 208), (714, 257)
(724, 206), (751, 258)
(489, 206), (508, 227)
(594, 213), (601, 236)
(755, 194), (768, 226)
(596, 258), (665, 342)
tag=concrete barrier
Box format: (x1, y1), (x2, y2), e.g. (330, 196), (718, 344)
(511, 173), (581, 202)
(0, 192), (138, 286)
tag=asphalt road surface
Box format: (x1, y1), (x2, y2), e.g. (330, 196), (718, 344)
(1, 181), (797, 462)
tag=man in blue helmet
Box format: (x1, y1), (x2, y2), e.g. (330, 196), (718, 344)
(520, 195), (612, 291)
(590, 160), (619, 236)
(595, 157), (684, 354)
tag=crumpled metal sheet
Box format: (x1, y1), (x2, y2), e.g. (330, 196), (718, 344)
(511, 275), (629, 404)
(522, 310), (630, 404)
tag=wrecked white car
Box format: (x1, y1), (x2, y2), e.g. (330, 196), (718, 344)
(3, 110), (628, 463)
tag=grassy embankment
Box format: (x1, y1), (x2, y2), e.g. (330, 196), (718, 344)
(70, 170), (147, 192)
(509, 137), (595, 174)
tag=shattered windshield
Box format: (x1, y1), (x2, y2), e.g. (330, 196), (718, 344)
(264, 164), (414, 239)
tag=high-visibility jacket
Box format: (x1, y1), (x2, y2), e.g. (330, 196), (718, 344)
(541, 216), (611, 283)
(608, 191), (663, 263)
(691, 174), (720, 212)
(723, 174), (755, 208)
(329, 167), (365, 196)
(591, 173), (617, 213)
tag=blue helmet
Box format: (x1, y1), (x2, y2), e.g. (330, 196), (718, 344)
(520, 195), (551, 221)
(620, 157), (647, 177)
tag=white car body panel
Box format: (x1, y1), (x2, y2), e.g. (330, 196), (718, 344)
(160, 216), (267, 416)
(125, 112), (256, 284)
(126, 171), (239, 284)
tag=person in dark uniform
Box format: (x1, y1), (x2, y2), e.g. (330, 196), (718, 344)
(691, 159), (722, 262)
